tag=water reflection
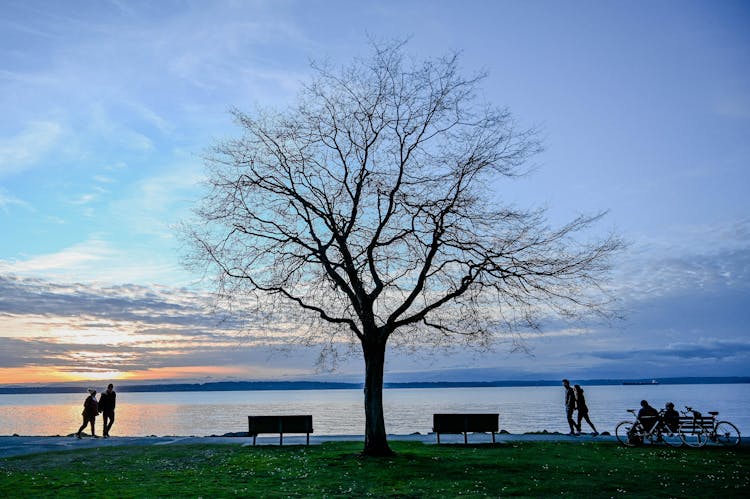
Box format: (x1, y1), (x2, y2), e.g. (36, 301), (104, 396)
(0, 385), (747, 437)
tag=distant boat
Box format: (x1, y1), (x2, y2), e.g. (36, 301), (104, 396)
(622, 379), (660, 385)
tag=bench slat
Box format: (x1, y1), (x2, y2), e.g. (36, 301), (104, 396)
(677, 416), (714, 432)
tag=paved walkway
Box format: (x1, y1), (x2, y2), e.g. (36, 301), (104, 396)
(0, 432), (613, 458)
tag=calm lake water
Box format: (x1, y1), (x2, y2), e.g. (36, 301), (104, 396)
(0, 384), (747, 437)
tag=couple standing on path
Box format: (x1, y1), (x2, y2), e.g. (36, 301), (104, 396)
(76, 383), (117, 439)
(563, 379), (598, 435)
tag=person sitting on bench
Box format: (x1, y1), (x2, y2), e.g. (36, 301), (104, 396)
(663, 402), (679, 432)
(637, 400), (659, 431)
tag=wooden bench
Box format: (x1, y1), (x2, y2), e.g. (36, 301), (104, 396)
(248, 415), (313, 445)
(677, 415), (714, 435)
(433, 413), (499, 444)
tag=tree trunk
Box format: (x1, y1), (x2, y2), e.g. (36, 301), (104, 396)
(362, 338), (394, 456)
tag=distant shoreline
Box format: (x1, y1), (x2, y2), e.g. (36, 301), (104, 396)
(1, 377), (748, 394)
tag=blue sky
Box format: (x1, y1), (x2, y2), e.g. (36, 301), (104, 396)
(1, 0), (748, 384)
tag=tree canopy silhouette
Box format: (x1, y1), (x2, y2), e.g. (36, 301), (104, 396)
(186, 42), (622, 456)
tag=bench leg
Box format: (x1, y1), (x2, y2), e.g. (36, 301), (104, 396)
(306, 433), (309, 446)
(280, 432), (283, 446)
(492, 432), (496, 444)
(464, 432), (468, 444)
(436, 433), (441, 444)
(253, 434), (256, 446)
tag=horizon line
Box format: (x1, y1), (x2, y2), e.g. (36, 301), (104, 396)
(2, 376), (749, 394)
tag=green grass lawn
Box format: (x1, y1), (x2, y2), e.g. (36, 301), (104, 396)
(1, 441), (748, 497)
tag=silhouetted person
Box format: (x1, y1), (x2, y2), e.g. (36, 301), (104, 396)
(637, 399), (659, 432)
(99, 383), (116, 438)
(574, 384), (598, 435)
(663, 402), (679, 432)
(76, 389), (99, 439)
(562, 379), (577, 435)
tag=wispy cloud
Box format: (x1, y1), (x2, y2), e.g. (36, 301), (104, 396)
(93, 174), (116, 184)
(107, 161), (206, 241)
(0, 238), (114, 277)
(69, 193), (99, 206)
(0, 121), (64, 177)
(612, 220), (750, 302)
(0, 189), (34, 213)
(0, 234), (194, 285)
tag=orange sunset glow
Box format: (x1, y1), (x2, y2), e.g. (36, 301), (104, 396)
(0, 364), (308, 385)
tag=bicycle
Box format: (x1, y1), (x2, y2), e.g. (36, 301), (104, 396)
(615, 409), (684, 447)
(681, 406), (741, 448)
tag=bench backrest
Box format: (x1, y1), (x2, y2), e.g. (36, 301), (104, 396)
(433, 413), (499, 433)
(678, 416), (713, 431)
(248, 415), (313, 435)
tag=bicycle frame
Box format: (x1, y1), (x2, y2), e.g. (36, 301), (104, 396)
(615, 409), (683, 448)
(682, 406), (741, 447)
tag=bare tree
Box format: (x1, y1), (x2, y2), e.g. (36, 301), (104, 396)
(186, 42), (622, 456)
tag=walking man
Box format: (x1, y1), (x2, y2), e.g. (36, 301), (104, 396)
(562, 379), (577, 435)
(99, 383), (117, 438)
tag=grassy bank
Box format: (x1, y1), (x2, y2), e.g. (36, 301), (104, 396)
(1, 441), (748, 497)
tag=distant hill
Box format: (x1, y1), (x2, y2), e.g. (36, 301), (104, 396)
(1, 377), (748, 394)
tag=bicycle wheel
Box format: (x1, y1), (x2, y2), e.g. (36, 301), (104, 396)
(714, 421), (741, 447)
(660, 427), (684, 448)
(615, 421), (640, 447)
(680, 425), (707, 448)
